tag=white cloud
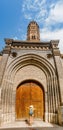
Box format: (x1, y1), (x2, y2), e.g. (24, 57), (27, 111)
(22, 0), (47, 21)
(46, 1), (63, 24)
(24, 14), (32, 20)
(35, 9), (47, 22)
(22, 0), (63, 24)
(22, 0), (46, 10)
(40, 28), (63, 52)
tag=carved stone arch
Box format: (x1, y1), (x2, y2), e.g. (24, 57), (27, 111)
(6, 54), (55, 95)
(2, 54), (60, 123)
(6, 53), (55, 78)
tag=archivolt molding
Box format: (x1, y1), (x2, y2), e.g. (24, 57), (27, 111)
(4, 53), (56, 95)
(6, 54), (55, 77)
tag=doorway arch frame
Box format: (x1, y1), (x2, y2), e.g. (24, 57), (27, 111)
(16, 79), (45, 120)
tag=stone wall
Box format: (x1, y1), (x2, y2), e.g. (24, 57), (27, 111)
(0, 44), (62, 125)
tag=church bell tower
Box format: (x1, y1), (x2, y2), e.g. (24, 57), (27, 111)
(27, 21), (40, 41)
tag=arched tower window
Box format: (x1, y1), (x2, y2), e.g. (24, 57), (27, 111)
(32, 35), (36, 39)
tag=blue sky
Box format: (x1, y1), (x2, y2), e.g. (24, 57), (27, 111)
(0, 0), (63, 52)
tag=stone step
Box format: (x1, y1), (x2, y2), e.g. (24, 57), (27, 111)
(0, 127), (63, 130)
(0, 121), (63, 130)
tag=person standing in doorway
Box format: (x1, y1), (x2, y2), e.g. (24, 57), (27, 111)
(29, 105), (35, 125)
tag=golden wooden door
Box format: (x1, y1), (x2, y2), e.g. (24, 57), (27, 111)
(16, 82), (44, 119)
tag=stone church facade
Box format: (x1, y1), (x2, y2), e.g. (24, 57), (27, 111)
(0, 21), (63, 125)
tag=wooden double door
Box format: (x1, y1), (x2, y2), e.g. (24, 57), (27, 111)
(16, 81), (45, 120)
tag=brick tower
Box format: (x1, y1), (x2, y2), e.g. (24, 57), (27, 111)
(27, 21), (40, 41)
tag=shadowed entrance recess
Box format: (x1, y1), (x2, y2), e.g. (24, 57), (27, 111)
(16, 81), (45, 120)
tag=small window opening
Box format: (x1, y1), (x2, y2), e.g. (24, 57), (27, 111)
(32, 35), (36, 39)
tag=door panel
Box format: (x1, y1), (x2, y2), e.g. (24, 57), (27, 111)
(16, 82), (44, 119)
